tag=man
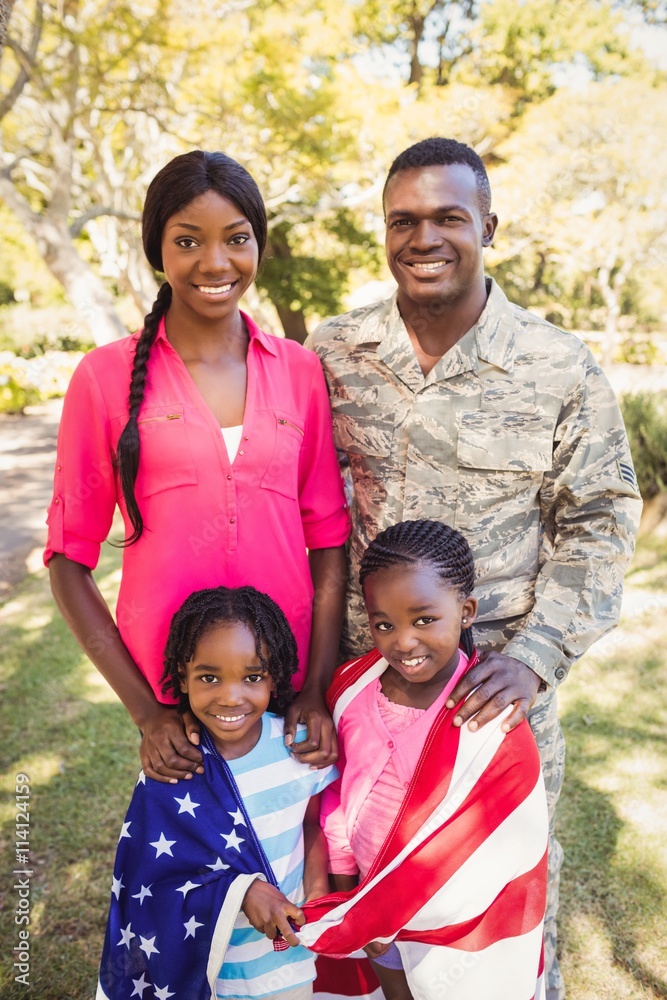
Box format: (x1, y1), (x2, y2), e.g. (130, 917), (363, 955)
(306, 138), (642, 1000)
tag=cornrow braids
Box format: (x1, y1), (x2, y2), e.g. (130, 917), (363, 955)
(359, 519), (476, 659)
(114, 281), (173, 545)
(161, 586), (298, 715)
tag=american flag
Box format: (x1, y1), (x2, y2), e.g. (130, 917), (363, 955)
(97, 726), (287, 1000)
(302, 650), (548, 1000)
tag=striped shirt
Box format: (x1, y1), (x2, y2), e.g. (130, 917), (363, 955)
(216, 714), (337, 999)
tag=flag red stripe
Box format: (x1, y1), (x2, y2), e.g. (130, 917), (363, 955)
(304, 718), (541, 956)
(398, 850), (548, 948)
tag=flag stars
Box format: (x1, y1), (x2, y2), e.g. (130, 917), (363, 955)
(136, 770), (146, 785)
(154, 986), (175, 1000)
(176, 880), (201, 898)
(117, 922), (136, 949)
(228, 808), (245, 826)
(184, 915), (204, 939)
(221, 828), (244, 852)
(174, 792), (201, 817)
(150, 832), (176, 858)
(118, 821), (132, 841)
(138, 935), (160, 958)
(130, 973), (150, 998)
(132, 884), (153, 905)
(207, 856), (230, 871)
(111, 874), (124, 899)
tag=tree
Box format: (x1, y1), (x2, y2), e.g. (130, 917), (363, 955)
(353, 0), (478, 89)
(489, 78), (667, 366)
(0, 0), (15, 53)
(0, 0), (176, 344)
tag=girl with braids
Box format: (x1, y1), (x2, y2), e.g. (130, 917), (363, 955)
(298, 520), (548, 1000)
(98, 585), (338, 1000)
(45, 150), (349, 784)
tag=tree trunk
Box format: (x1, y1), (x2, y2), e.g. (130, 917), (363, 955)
(273, 303), (310, 344)
(598, 261), (631, 372)
(0, 0), (15, 52)
(266, 229), (311, 343)
(407, 12), (426, 87)
(0, 175), (127, 345)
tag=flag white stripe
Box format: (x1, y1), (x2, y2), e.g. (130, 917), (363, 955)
(398, 923), (544, 1000)
(405, 776), (547, 930)
(331, 657), (388, 727)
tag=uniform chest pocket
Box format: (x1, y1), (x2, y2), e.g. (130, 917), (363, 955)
(457, 411), (553, 471)
(259, 409), (304, 500)
(331, 404), (393, 458)
(130, 404), (197, 498)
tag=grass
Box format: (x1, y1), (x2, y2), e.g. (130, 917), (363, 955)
(0, 536), (666, 998)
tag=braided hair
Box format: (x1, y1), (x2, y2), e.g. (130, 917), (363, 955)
(359, 519), (476, 659)
(162, 586), (297, 716)
(116, 150), (268, 544)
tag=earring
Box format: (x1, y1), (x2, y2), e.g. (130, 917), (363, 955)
(462, 618), (468, 625)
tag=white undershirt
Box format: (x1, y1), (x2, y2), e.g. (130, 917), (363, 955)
(220, 425), (243, 463)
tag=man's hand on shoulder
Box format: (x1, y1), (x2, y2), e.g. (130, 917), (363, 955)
(445, 652), (543, 733)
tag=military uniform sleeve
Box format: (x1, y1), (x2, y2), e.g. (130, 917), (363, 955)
(44, 357), (117, 570)
(503, 346), (642, 687)
(304, 328), (353, 496)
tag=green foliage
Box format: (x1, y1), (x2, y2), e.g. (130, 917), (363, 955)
(0, 0), (665, 345)
(620, 391), (667, 498)
(615, 334), (662, 365)
(0, 369), (39, 413)
(468, 0), (643, 109)
(0, 347), (84, 413)
(257, 214), (381, 319)
(0, 279), (15, 305)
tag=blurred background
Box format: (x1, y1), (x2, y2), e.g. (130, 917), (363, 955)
(1, 2), (666, 998)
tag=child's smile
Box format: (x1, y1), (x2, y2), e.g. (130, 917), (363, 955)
(180, 622), (274, 760)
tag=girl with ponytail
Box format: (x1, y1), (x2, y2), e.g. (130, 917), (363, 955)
(46, 151), (349, 783)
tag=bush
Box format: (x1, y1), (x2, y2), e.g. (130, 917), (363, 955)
(620, 391), (667, 499)
(0, 349), (84, 414)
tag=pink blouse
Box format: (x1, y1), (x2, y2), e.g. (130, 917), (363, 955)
(44, 313), (350, 700)
(322, 650), (470, 876)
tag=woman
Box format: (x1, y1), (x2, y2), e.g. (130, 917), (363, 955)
(45, 150), (349, 782)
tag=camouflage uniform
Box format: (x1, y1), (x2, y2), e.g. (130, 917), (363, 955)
(307, 279), (642, 999)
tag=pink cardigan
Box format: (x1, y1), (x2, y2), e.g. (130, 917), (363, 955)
(44, 313), (350, 698)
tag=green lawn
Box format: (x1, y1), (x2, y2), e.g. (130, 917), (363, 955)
(0, 536), (666, 998)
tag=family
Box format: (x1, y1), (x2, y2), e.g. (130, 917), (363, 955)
(44, 139), (642, 1000)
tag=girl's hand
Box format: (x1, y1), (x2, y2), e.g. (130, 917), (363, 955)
(242, 880), (305, 946)
(284, 690), (338, 768)
(140, 706), (203, 783)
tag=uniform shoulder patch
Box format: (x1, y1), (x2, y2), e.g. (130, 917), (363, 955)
(617, 460), (639, 493)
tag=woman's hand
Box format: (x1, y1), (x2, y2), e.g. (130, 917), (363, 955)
(139, 705), (203, 783)
(242, 880), (305, 946)
(284, 690), (338, 768)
